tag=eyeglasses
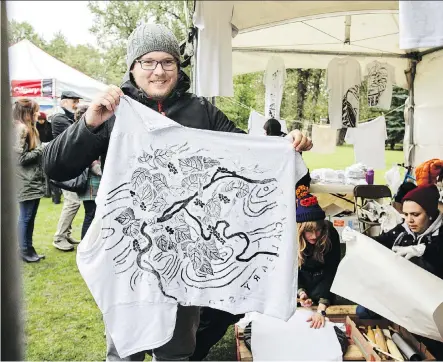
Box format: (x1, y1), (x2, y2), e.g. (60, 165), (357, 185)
(135, 59), (177, 71)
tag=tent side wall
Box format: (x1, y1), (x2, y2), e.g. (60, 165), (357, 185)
(411, 49), (443, 166)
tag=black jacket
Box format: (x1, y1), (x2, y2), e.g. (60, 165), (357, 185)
(51, 107), (76, 138)
(43, 71), (243, 181)
(298, 221), (341, 306)
(376, 217), (443, 279)
(36, 121), (53, 143)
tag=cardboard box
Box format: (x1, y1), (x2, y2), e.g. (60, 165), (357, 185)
(329, 215), (360, 243)
(345, 316), (436, 361)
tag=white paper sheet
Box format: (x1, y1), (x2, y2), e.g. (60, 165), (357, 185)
(251, 309), (343, 361)
(311, 125), (337, 154)
(331, 229), (443, 342)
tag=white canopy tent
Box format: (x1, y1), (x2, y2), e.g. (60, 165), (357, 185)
(194, 1), (443, 167)
(8, 40), (107, 102)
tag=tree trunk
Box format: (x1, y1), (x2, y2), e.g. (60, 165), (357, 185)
(337, 128), (347, 146)
(310, 69), (323, 121)
(296, 69), (311, 120)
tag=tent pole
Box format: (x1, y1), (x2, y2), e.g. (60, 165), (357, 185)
(418, 46), (443, 58)
(52, 78), (57, 114)
(233, 47), (411, 59)
(407, 60), (417, 167)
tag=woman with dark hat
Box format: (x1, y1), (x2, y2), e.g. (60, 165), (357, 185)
(296, 186), (341, 328)
(377, 184), (443, 278)
(357, 184), (443, 318)
(357, 184), (443, 359)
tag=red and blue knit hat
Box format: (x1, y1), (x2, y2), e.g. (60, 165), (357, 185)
(296, 186), (326, 223)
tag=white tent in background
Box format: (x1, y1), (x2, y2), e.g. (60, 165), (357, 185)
(8, 39), (107, 102)
(195, 0), (443, 166)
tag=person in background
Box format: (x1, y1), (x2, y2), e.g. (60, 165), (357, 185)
(36, 112), (54, 199)
(13, 99), (46, 262)
(51, 91), (82, 137)
(356, 184), (443, 360)
(263, 118), (287, 137)
(296, 185), (341, 329)
(74, 105), (102, 238)
(51, 91), (83, 251)
(43, 23), (313, 361)
(36, 111), (53, 143)
(357, 184), (443, 319)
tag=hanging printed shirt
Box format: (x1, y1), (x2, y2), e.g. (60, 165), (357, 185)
(264, 56), (286, 120)
(193, 1), (234, 97)
(399, 1), (443, 49)
(326, 57), (362, 129)
(345, 116), (387, 170)
(77, 96), (306, 357)
(366, 61), (396, 110)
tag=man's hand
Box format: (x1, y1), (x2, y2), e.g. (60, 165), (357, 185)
(286, 130), (313, 152)
(307, 312), (326, 329)
(299, 291), (313, 307)
(85, 85), (124, 128)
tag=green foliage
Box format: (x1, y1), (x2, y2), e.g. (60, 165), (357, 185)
(386, 87), (408, 150)
(216, 74), (260, 131)
(88, 0), (188, 84)
(7, 19), (45, 47)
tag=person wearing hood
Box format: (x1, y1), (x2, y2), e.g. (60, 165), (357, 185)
(43, 23), (313, 361)
(357, 184), (443, 359)
(357, 184), (443, 319)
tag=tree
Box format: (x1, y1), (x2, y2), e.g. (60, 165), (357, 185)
(7, 20), (45, 47)
(88, 0), (189, 85)
(385, 87), (408, 150)
(216, 73), (261, 131)
(295, 69), (311, 120)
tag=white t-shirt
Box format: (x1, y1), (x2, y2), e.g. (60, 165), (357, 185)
(263, 56), (286, 120)
(311, 125), (337, 154)
(193, 1), (234, 97)
(345, 116), (387, 170)
(326, 57), (362, 129)
(77, 96), (306, 357)
(248, 110), (288, 136)
(399, 1), (443, 49)
(366, 61), (396, 110)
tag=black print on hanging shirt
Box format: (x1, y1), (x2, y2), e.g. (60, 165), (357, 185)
(342, 85), (360, 128)
(102, 142), (285, 301)
(267, 69), (281, 118)
(367, 63), (388, 107)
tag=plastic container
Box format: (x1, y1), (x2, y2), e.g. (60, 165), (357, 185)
(366, 169), (374, 185)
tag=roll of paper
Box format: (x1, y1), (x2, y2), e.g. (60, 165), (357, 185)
(391, 332), (422, 361)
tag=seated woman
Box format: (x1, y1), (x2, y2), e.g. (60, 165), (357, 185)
(357, 184), (443, 319)
(392, 181), (417, 214)
(296, 186), (341, 329)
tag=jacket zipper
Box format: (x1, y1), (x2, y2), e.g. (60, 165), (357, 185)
(157, 101), (165, 115)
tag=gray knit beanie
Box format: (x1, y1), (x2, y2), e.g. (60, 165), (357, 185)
(126, 23), (181, 72)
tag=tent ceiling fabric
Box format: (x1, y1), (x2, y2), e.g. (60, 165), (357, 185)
(229, 2), (413, 88)
(231, 1), (399, 32)
(8, 40), (107, 101)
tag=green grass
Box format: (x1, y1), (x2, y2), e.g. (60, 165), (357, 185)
(22, 146), (403, 360)
(302, 145), (405, 185)
(22, 199), (236, 361)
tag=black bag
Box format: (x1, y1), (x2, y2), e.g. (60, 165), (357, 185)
(50, 169), (89, 193)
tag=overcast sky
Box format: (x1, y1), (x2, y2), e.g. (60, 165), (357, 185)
(6, 1), (97, 46)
